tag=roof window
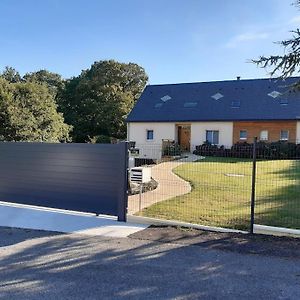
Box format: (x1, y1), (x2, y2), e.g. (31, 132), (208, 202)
(231, 100), (240, 108)
(154, 103), (163, 108)
(161, 95), (172, 102)
(268, 91), (281, 98)
(280, 99), (288, 105)
(183, 102), (198, 108)
(211, 93), (224, 100)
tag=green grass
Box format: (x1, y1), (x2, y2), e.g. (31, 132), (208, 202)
(139, 157), (300, 230)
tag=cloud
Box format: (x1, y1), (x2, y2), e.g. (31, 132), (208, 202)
(289, 15), (300, 25)
(225, 32), (269, 48)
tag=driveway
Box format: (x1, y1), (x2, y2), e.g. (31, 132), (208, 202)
(1, 226), (300, 300)
(0, 201), (147, 238)
(128, 154), (200, 214)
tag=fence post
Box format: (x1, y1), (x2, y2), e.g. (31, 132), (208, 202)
(118, 141), (129, 222)
(250, 137), (257, 234)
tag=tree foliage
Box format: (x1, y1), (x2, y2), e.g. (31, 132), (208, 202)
(59, 60), (148, 142)
(0, 78), (71, 142)
(24, 69), (65, 97)
(0, 66), (22, 83)
(253, 1), (300, 79)
(0, 59), (148, 143)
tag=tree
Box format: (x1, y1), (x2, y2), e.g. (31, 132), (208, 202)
(253, 1), (300, 80)
(23, 69), (65, 98)
(0, 66), (22, 83)
(0, 78), (71, 142)
(59, 60), (148, 142)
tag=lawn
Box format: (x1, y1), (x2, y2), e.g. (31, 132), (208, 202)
(140, 157), (300, 230)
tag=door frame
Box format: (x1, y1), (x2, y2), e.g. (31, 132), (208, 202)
(176, 124), (191, 151)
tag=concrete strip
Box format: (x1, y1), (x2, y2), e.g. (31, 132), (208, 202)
(0, 202), (147, 238)
(128, 215), (248, 234)
(254, 224), (300, 238)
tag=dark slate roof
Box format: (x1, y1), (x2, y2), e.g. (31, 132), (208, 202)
(126, 77), (300, 122)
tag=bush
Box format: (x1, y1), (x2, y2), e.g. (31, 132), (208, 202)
(89, 135), (112, 144)
(163, 142), (182, 156)
(231, 142), (253, 158)
(193, 141), (300, 159)
(193, 142), (225, 157)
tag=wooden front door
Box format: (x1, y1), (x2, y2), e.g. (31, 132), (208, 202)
(178, 125), (191, 151)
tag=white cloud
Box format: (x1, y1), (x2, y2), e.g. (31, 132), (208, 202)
(225, 32), (270, 48)
(289, 15), (300, 25)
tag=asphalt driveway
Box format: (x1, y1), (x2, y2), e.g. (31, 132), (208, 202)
(0, 226), (300, 300)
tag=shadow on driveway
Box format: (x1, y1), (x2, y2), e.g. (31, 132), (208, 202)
(130, 225), (300, 259)
(1, 226), (300, 299)
(0, 226), (62, 247)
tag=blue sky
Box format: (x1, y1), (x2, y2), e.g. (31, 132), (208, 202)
(0, 0), (299, 84)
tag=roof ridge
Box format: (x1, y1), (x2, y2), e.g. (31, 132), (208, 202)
(147, 77), (300, 87)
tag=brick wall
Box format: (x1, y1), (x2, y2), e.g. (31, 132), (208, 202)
(233, 121), (297, 143)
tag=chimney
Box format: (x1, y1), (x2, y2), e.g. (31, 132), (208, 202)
(236, 76), (241, 81)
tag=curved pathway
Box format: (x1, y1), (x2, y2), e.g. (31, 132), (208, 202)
(128, 154), (200, 215)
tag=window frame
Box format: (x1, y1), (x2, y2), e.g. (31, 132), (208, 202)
(260, 130), (269, 141)
(280, 130), (289, 141)
(239, 130), (247, 140)
(146, 129), (154, 141)
(206, 130), (219, 145)
(231, 100), (241, 108)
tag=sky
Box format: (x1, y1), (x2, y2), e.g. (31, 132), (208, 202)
(0, 0), (299, 84)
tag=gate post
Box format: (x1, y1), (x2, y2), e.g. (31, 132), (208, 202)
(118, 141), (129, 222)
(250, 137), (257, 234)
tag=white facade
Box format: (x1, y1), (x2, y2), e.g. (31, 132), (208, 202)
(127, 121), (233, 159)
(190, 122), (233, 150)
(128, 122), (176, 159)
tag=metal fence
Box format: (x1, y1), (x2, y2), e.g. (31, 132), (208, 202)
(127, 138), (300, 232)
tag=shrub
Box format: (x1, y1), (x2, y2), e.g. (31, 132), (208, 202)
(89, 135), (112, 144)
(163, 142), (182, 156)
(193, 141), (300, 159)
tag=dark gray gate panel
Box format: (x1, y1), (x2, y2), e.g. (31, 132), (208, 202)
(0, 142), (128, 220)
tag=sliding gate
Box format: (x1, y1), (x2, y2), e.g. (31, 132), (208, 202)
(0, 142), (128, 221)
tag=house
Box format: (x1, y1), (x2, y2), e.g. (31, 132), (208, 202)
(126, 77), (300, 159)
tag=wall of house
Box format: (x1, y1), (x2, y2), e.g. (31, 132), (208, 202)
(233, 121), (297, 144)
(128, 121), (300, 160)
(190, 122), (234, 149)
(297, 122), (300, 143)
(127, 122), (176, 159)
(128, 121), (234, 158)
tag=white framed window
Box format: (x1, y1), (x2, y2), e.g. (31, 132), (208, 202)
(260, 130), (268, 141)
(146, 130), (154, 141)
(280, 130), (289, 141)
(206, 130), (219, 145)
(239, 130), (247, 140)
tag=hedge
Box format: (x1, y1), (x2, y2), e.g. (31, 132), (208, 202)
(193, 141), (300, 159)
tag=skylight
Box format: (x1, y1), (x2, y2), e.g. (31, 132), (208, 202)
(154, 103), (163, 108)
(268, 91), (281, 98)
(211, 93), (224, 100)
(280, 99), (288, 105)
(183, 102), (198, 108)
(231, 100), (240, 108)
(161, 95), (172, 102)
